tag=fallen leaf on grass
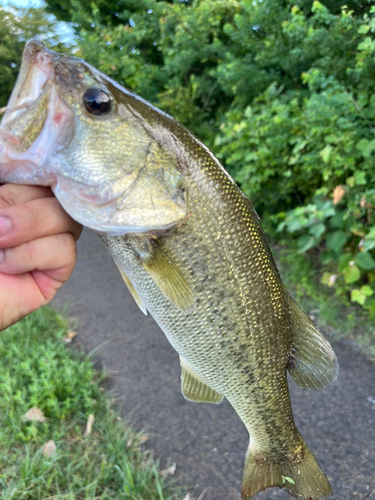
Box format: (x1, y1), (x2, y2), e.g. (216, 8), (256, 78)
(63, 331), (78, 343)
(161, 462), (176, 476)
(21, 407), (47, 423)
(83, 414), (95, 437)
(42, 440), (56, 457)
(138, 434), (149, 444)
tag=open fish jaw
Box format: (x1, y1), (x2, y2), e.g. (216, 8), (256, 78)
(2, 40), (53, 126)
(0, 41), (73, 184)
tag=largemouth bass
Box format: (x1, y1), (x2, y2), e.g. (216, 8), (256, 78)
(0, 41), (338, 500)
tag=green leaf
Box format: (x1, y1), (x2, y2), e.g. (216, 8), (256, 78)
(297, 235), (316, 253)
(321, 272), (331, 285)
(321, 207), (335, 218)
(354, 171), (367, 185)
(286, 216), (308, 233)
(282, 476), (295, 485)
(351, 286), (373, 305)
(343, 264), (361, 284)
(363, 240), (375, 252)
(319, 144), (333, 164)
(309, 223), (325, 239)
(358, 37), (375, 51)
(326, 230), (348, 252)
(356, 140), (375, 159)
(358, 25), (370, 34)
(329, 212), (344, 229)
(338, 253), (354, 272)
(351, 289), (366, 305)
(363, 228), (375, 251)
(354, 251), (375, 270)
(361, 284), (374, 296)
(346, 176), (355, 188)
(321, 250), (337, 264)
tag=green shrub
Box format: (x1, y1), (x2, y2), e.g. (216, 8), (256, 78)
(276, 182), (375, 311)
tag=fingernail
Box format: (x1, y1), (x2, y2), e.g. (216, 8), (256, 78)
(0, 217), (11, 237)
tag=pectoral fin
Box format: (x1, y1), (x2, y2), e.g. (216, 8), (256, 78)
(141, 242), (195, 314)
(287, 295), (339, 389)
(116, 265), (147, 316)
(180, 357), (223, 404)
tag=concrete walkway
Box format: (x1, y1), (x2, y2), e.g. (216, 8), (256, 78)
(52, 229), (375, 500)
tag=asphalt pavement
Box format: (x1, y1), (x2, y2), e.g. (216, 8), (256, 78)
(52, 228), (375, 500)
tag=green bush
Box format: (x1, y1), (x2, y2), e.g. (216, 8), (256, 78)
(277, 182), (375, 310)
(215, 71), (375, 214)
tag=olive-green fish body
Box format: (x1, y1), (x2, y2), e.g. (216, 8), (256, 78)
(100, 132), (336, 499)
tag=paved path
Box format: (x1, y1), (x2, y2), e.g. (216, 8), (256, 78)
(52, 229), (375, 500)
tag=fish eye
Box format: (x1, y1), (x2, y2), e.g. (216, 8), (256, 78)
(83, 88), (112, 116)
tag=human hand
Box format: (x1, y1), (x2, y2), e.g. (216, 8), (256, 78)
(0, 184), (82, 331)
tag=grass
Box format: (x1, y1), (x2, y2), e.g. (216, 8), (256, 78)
(274, 242), (375, 361)
(0, 307), (180, 499)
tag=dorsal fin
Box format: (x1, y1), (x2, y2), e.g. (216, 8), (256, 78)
(116, 265), (147, 315)
(287, 295), (339, 390)
(180, 357), (223, 404)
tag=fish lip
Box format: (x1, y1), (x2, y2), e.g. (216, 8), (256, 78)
(0, 40), (74, 179)
(1, 40), (54, 128)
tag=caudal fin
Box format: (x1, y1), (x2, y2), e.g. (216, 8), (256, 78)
(242, 437), (332, 500)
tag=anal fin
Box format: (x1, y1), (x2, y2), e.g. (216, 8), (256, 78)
(287, 295), (338, 390)
(116, 265), (147, 316)
(180, 357), (223, 404)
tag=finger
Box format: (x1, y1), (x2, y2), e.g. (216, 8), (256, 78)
(0, 232), (77, 282)
(0, 272), (48, 331)
(0, 184), (53, 210)
(0, 196), (82, 247)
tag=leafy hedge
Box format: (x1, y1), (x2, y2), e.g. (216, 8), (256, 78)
(2, 0), (375, 311)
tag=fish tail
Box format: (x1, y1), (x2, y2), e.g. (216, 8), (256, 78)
(241, 436), (332, 500)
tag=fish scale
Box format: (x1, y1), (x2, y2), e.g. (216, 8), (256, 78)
(0, 40), (339, 500)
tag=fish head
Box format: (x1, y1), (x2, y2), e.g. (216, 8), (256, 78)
(0, 40), (187, 235)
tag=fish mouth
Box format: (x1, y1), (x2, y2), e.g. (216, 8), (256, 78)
(1, 40), (53, 129)
(0, 40), (73, 183)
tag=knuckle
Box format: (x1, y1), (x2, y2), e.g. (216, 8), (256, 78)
(59, 233), (77, 262)
(26, 205), (44, 232)
(24, 240), (38, 261)
(57, 233), (77, 281)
